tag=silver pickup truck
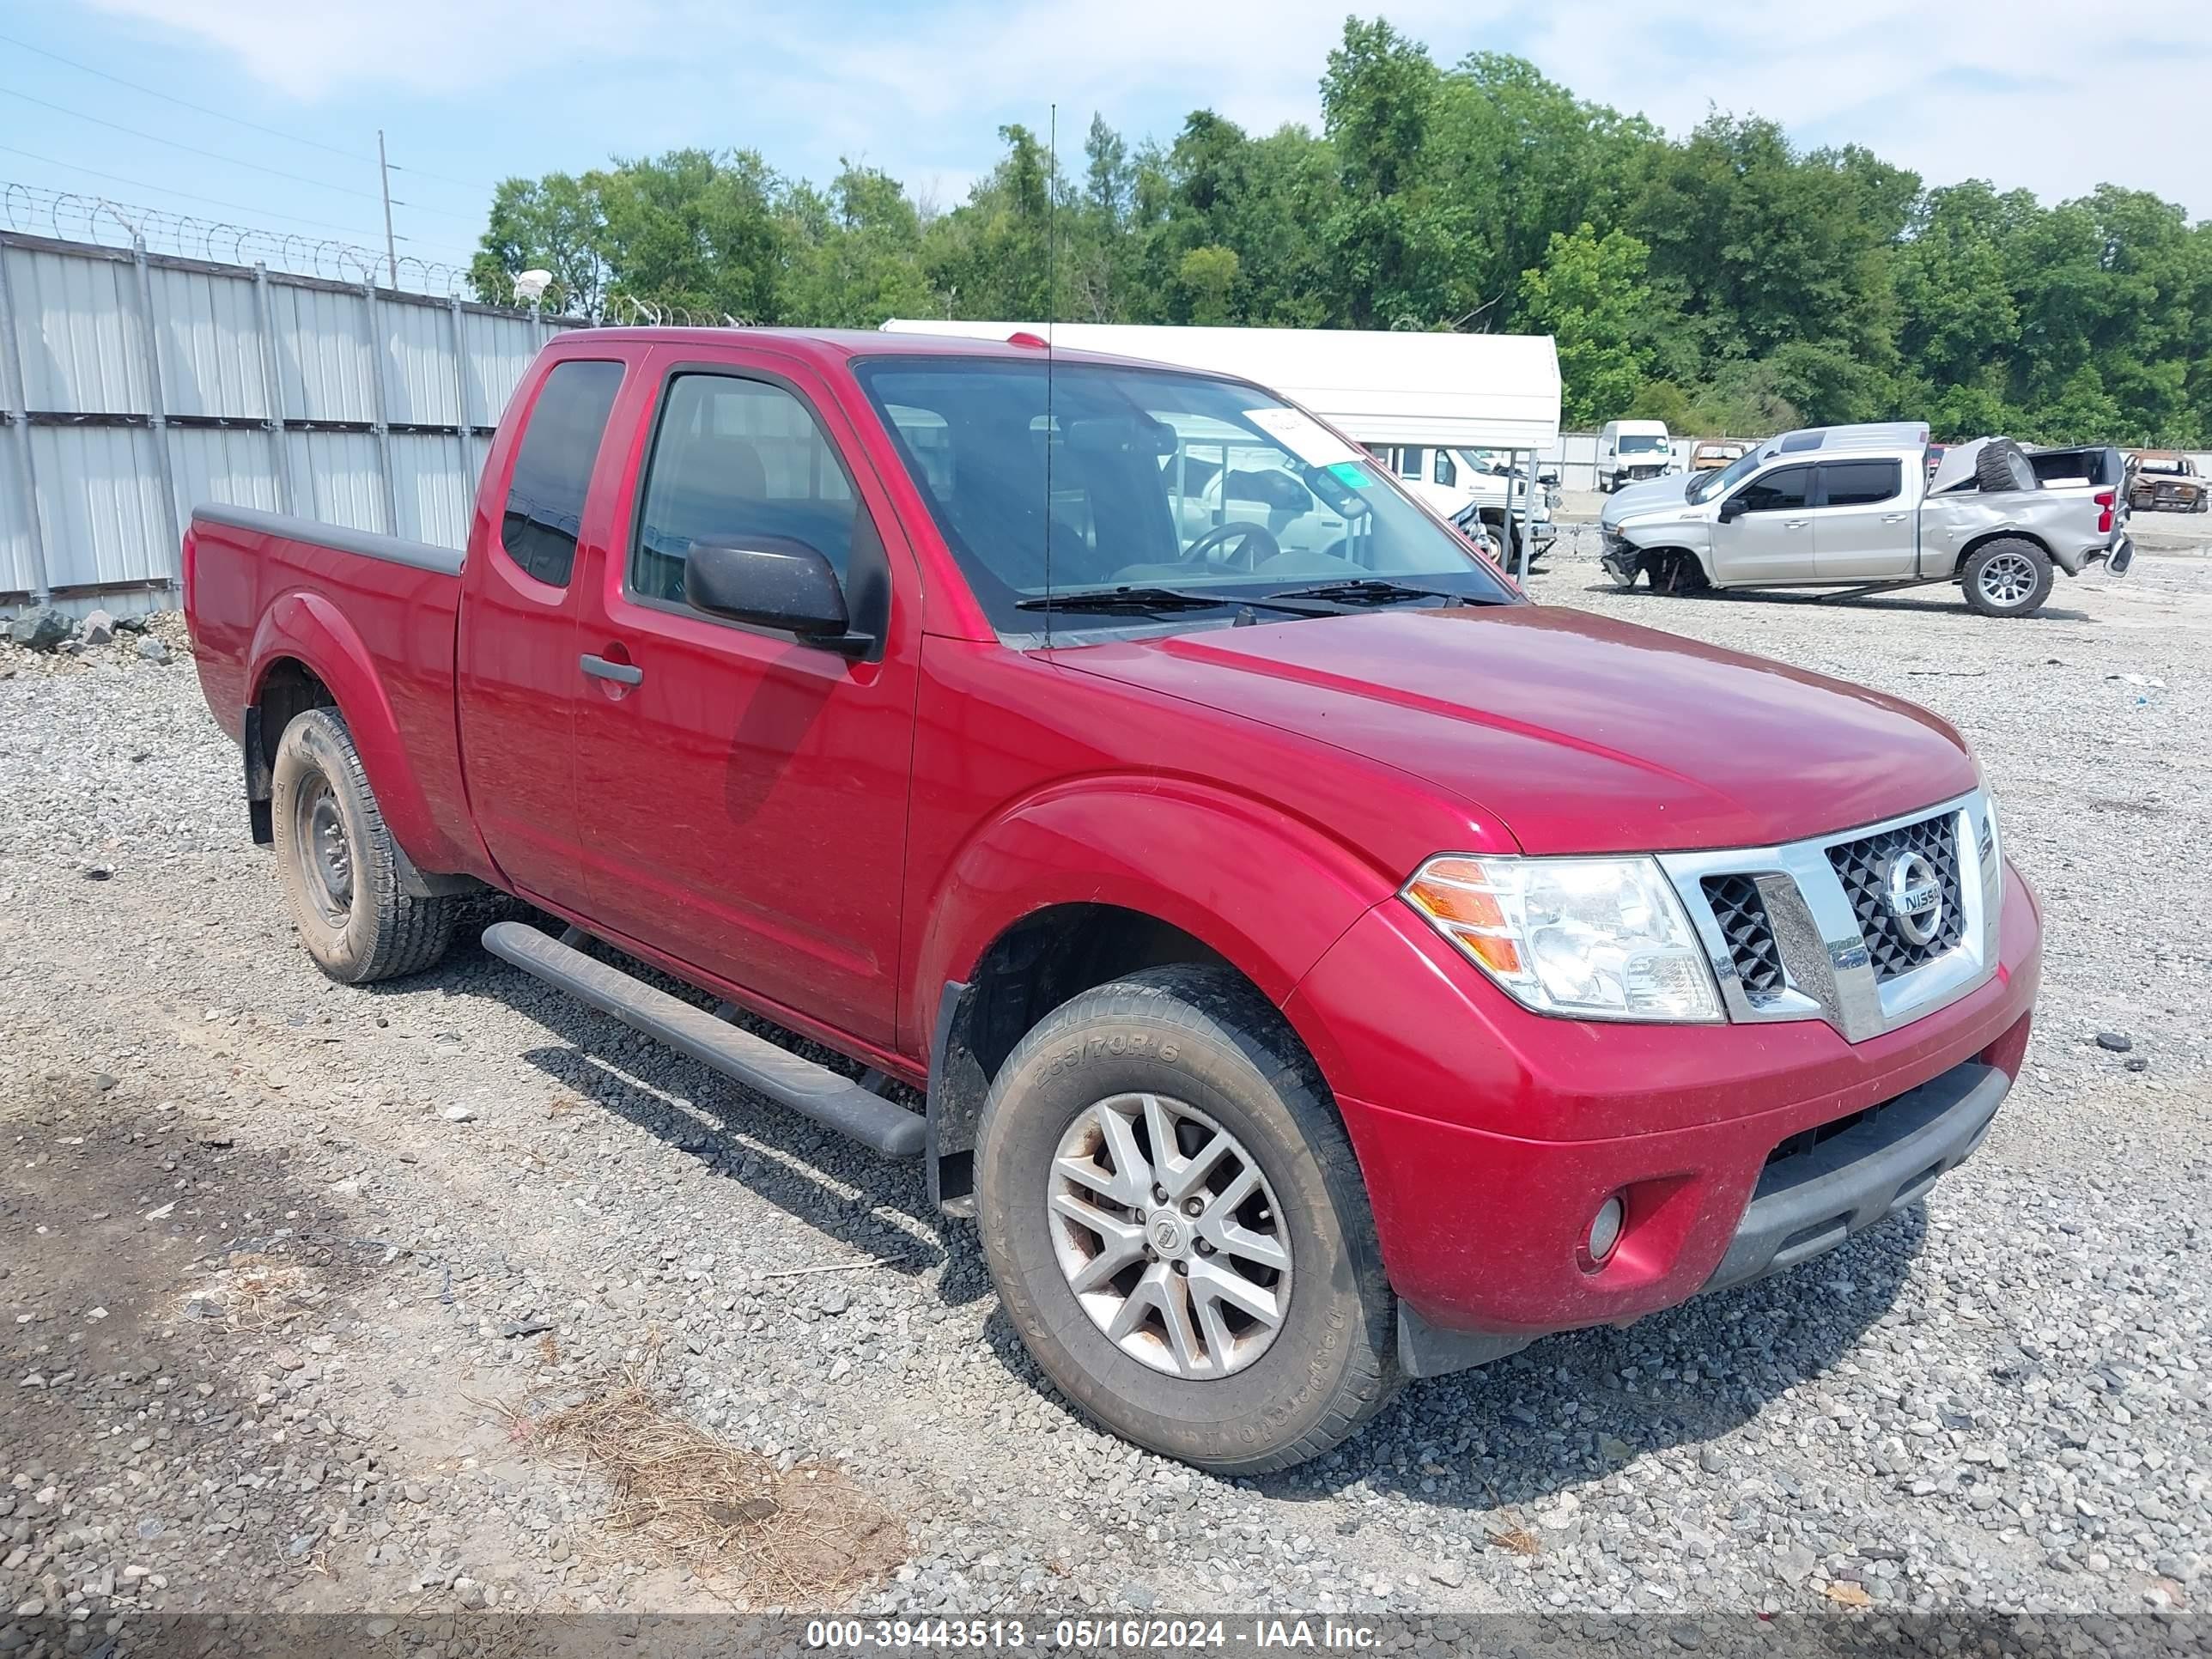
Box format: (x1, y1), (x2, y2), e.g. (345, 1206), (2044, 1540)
(1598, 422), (2132, 617)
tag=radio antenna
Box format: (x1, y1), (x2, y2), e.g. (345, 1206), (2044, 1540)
(1043, 101), (1058, 649)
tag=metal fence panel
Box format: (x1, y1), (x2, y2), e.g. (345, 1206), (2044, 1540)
(271, 280), (377, 424)
(168, 425), (282, 530)
(1, 228), (585, 613)
(287, 428), (389, 535)
(7, 242), (150, 416)
(0, 432), (33, 593)
(29, 422), (167, 588)
(150, 264), (269, 420)
(391, 431), (474, 547)
(380, 296), (462, 428)
(461, 308), (547, 431)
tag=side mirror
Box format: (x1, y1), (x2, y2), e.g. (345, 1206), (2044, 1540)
(1716, 497), (1745, 524)
(684, 538), (862, 650)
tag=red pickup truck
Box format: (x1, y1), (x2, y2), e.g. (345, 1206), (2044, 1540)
(184, 328), (2040, 1474)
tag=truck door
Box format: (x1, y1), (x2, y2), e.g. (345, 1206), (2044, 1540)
(1810, 457), (1912, 580)
(568, 350), (918, 1050)
(455, 355), (628, 906)
(1712, 463), (1815, 582)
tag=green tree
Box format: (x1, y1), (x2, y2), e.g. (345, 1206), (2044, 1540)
(1177, 245), (1240, 324)
(1516, 225), (1660, 426)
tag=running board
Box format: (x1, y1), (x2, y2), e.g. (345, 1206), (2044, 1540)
(480, 921), (925, 1158)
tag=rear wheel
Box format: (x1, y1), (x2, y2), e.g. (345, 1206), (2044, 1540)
(1961, 538), (2053, 617)
(272, 708), (458, 982)
(973, 965), (1397, 1474)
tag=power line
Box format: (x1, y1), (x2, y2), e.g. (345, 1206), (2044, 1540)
(0, 28), (500, 198)
(0, 28), (375, 165)
(0, 152), (484, 270)
(0, 143), (393, 238)
(0, 82), (484, 225)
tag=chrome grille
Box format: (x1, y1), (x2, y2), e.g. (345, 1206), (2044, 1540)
(1659, 788), (1999, 1044)
(1826, 813), (1965, 981)
(1701, 874), (1785, 1000)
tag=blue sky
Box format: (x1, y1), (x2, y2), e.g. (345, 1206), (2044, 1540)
(2, 0), (2203, 281)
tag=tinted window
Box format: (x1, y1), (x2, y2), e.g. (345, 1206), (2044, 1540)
(1820, 459), (1901, 507)
(1733, 465), (1811, 514)
(501, 360), (623, 586)
(1432, 451), (1457, 487)
(1395, 446), (1425, 479)
(632, 375), (858, 606)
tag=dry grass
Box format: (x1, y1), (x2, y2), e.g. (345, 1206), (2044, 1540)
(177, 1253), (322, 1331)
(495, 1340), (902, 1606)
(1485, 1524), (1542, 1558)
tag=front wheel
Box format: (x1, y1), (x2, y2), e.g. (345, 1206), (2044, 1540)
(973, 966), (1398, 1474)
(271, 708), (458, 982)
(1961, 538), (2053, 617)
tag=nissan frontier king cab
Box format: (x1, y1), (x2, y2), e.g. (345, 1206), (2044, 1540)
(185, 329), (2041, 1474)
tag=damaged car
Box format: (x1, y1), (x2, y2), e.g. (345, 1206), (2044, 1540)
(1599, 423), (2131, 618)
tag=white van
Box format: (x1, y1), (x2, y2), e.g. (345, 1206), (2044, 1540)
(1597, 420), (1676, 492)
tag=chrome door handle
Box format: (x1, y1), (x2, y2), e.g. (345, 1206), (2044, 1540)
(580, 653), (643, 686)
(1782, 518), (1809, 528)
(1881, 513), (1908, 523)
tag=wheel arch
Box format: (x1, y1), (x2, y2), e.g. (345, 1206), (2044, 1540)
(915, 773), (1397, 1215)
(1954, 526), (2052, 574)
(243, 592), (474, 878)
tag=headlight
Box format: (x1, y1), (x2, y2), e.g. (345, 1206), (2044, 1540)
(1401, 854), (1722, 1023)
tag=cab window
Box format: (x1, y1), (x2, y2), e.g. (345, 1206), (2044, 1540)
(1732, 465), (1811, 514)
(1819, 459), (1902, 507)
(499, 359), (623, 586)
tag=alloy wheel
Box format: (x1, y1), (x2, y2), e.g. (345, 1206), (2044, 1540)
(1977, 550), (2038, 609)
(1047, 1092), (1291, 1379)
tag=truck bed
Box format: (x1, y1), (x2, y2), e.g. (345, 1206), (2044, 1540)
(184, 504), (484, 878)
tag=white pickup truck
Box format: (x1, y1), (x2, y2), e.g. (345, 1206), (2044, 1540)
(1597, 422), (2132, 617)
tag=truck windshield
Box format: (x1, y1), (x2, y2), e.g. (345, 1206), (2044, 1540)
(1686, 446), (1769, 504)
(1617, 434), (1668, 453)
(854, 356), (1516, 635)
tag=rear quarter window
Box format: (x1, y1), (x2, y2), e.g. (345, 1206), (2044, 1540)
(500, 359), (624, 586)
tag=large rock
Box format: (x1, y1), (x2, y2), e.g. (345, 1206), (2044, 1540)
(7, 605), (71, 651)
(79, 608), (116, 645)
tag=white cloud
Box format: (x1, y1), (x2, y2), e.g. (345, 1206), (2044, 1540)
(84, 0), (2211, 216)
(1520, 0), (2211, 216)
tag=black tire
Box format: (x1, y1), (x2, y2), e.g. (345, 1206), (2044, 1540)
(1973, 438), (2034, 494)
(1960, 537), (2053, 617)
(271, 708), (458, 982)
(973, 965), (1398, 1474)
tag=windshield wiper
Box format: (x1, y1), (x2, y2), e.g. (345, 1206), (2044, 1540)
(1015, 586), (1337, 617)
(1263, 579), (1484, 607)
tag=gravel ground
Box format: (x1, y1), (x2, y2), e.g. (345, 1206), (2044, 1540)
(0, 544), (2206, 1637)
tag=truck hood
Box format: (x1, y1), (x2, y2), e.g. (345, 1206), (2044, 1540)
(1600, 472), (1695, 526)
(1059, 606), (1977, 855)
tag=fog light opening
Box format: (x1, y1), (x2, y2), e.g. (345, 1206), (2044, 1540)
(1584, 1194), (1626, 1267)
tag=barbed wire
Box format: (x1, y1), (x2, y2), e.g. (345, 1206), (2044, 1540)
(1, 181), (474, 298)
(3, 181), (755, 329)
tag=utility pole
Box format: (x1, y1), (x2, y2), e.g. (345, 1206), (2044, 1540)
(376, 129), (398, 289)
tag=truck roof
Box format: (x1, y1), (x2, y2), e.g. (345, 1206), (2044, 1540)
(1766, 422), (1931, 456)
(545, 325), (1243, 380)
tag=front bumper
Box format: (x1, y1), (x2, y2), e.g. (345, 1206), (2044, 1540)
(1282, 862), (2039, 1358)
